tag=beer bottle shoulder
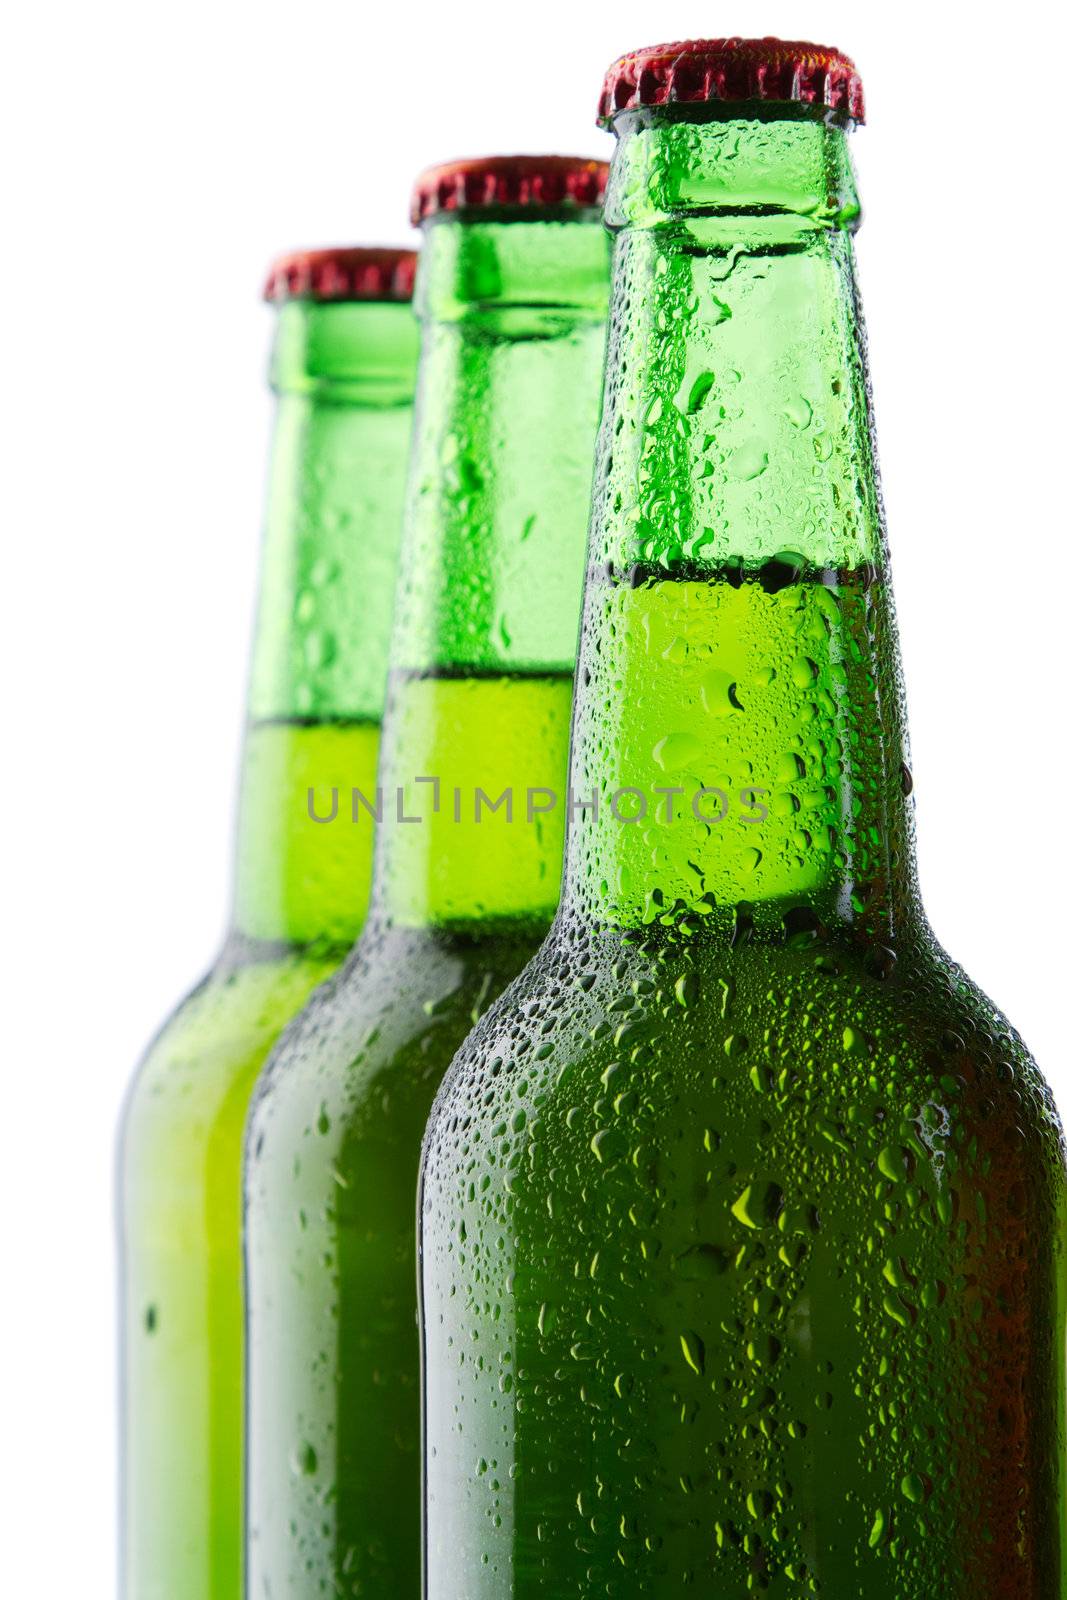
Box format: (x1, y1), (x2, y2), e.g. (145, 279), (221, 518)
(423, 929), (1063, 1198)
(244, 922), (545, 1201)
(120, 943), (340, 1186)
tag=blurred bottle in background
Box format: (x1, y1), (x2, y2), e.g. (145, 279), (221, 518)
(120, 245), (418, 1600)
(243, 155), (610, 1598)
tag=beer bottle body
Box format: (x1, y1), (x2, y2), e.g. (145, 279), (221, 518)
(120, 277), (416, 1599)
(244, 176), (610, 1597)
(420, 87), (1067, 1597)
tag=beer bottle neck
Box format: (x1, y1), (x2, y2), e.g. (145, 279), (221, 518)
(560, 112), (918, 949)
(232, 299), (417, 947)
(372, 213), (609, 931)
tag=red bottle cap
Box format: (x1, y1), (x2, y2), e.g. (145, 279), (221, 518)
(411, 155), (610, 226)
(598, 37), (864, 127)
(263, 246), (418, 305)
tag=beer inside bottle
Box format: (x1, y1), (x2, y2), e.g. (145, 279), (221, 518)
(420, 41), (1067, 1597)
(119, 247), (417, 1600)
(243, 157), (610, 1597)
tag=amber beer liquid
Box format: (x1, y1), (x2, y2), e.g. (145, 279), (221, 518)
(419, 40), (1067, 1597)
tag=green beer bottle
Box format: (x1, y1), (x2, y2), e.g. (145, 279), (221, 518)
(243, 155), (610, 1597)
(120, 246), (417, 1600)
(420, 40), (1067, 1597)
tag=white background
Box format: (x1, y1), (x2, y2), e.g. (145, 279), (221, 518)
(4, 1), (1065, 1590)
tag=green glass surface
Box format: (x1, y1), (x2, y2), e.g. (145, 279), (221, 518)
(420, 112), (1067, 1596)
(119, 294), (417, 1600)
(243, 204), (610, 1597)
